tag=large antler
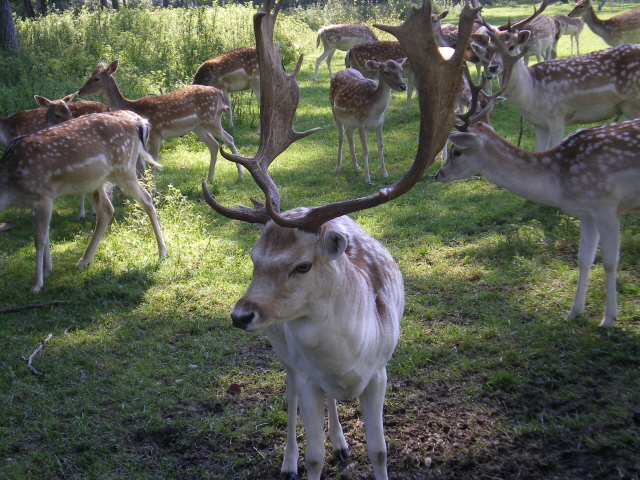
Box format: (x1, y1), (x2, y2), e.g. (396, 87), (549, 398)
(203, 0), (481, 233)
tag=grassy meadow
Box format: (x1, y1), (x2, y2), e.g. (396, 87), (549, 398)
(0, 2), (639, 479)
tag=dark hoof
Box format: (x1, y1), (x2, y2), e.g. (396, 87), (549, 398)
(281, 472), (297, 480)
(334, 448), (350, 463)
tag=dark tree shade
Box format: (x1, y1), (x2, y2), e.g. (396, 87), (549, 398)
(0, 0), (18, 50)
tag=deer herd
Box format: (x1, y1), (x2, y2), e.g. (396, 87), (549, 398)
(1, 0), (640, 476)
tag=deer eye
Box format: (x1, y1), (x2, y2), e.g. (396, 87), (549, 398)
(453, 148), (462, 157)
(293, 262), (312, 275)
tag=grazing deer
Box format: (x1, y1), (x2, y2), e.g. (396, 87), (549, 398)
(568, 0), (640, 46)
(192, 46), (260, 131)
(202, 0), (480, 478)
(0, 112), (167, 293)
(78, 60), (241, 182)
(554, 14), (584, 56)
(330, 58), (407, 184)
(0, 94), (108, 147)
(471, 20), (640, 151)
(598, 0), (625, 11)
(345, 41), (415, 113)
(313, 24), (378, 81)
(436, 89), (640, 327)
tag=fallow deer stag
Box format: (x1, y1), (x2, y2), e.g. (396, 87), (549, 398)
(436, 80), (640, 328)
(313, 23), (378, 81)
(554, 14), (584, 56)
(0, 112), (167, 293)
(471, 18), (640, 151)
(192, 46), (260, 132)
(0, 93), (108, 147)
(201, 0), (479, 478)
(78, 60), (241, 182)
(330, 58), (407, 184)
(568, 0), (640, 46)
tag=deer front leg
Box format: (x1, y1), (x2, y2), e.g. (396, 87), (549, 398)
(404, 73), (415, 114)
(78, 194), (86, 219)
(297, 387), (328, 480)
(281, 371), (300, 479)
(375, 124), (388, 178)
(334, 120), (345, 173)
(568, 218), (599, 321)
(359, 369), (390, 480)
(77, 187), (115, 268)
(327, 397), (349, 461)
(345, 126), (361, 172)
(31, 203), (53, 293)
(358, 124), (371, 184)
(597, 215), (621, 327)
(534, 125), (553, 152)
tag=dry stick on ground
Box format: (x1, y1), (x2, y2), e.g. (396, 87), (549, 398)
(0, 301), (65, 314)
(22, 333), (53, 376)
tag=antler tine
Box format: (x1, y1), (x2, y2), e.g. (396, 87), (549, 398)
(202, 0), (320, 223)
(456, 64), (488, 131)
(501, 0), (550, 32)
(262, 0), (481, 233)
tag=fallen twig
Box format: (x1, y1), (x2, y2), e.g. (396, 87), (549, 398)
(0, 301), (65, 314)
(23, 333), (53, 376)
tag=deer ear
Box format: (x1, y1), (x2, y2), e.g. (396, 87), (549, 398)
(34, 95), (50, 107)
(471, 33), (490, 48)
(321, 230), (348, 261)
(107, 59), (119, 74)
(440, 11), (449, 19)
(62, 93), (76, 104)
(365, 60), (381, 71)
(448, 132), (483, 149)
(517, 30), (532, 46)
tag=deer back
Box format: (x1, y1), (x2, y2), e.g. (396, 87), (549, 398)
(317, 24), (378, 49)
(192, 46), (260, 92)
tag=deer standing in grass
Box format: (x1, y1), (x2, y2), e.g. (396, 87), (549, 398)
(313, 24), (378, 81)
(202, 0), (479, 478)
(554, 14), (584, 56)
(330, 58), (407, 184)
(568, 0), (640, 46)
(436, 85), (640, 327)
(192, 46), (261, 132)
(471, 5), (640, 151)
(0, 112), (167, 293)
(78, 60), (240, 182)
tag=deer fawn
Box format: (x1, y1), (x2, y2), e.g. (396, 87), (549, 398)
(330, 58), (407, 184)
(78, 60), (241, 182)
(554, 14), (584, 56)
(0, 112), (167, 293)
(202, 0), (480, 478)
(568, 0), (640, 46)
(313, 24), (378, 81)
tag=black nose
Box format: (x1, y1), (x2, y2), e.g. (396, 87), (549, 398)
(488, 64), (499, 73)
(398, 83), (407, 92)
(231, 311), (255, 329)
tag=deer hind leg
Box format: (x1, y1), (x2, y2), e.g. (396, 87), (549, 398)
(327, 397), (349, 461)
(375, 124), (388, 179)
(334, 119), (345, 173)
(597, 215), (621, 327)
(76, 187), (114, 269)
(345, 126), (361, 173)
(250, 77), (262, 134)
(404, 73), (415, 114)
(117, 175), (167, 260)
(31, 201), (54, 293)
(359, 369), (390, 480)
(221, 89), (234, 130)
(568, 218), (599, 321)
(196, 125), (242, 182)
(78, 195), (86, 219)
(314, 46), (334, 81)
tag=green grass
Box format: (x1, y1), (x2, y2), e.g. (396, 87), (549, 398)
(1, 3), (639, 479)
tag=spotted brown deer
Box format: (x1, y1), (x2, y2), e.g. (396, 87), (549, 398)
(78, 60), (240, 182)
(192, 46), (260, 131)
(201, 0), (480, 477)
(0, 112), (167, 293)
(568, 0), (640, 45)
(554, 14), (584, 55)
(0, 94), (108, 147)
(313, 23), (378, 81)
(330, 58), (407, 184)
(345, 41), (415, 113)
(436, 77), (640, 328)
(471, 14), (640, 151)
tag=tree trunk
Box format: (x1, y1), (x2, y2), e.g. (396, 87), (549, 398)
(100, 0), (109, 8)
(38, 0), (46, 16)
(0, 0), (18, 50)
(111, 0), (119, 9)
(23, 0), (36, 18)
